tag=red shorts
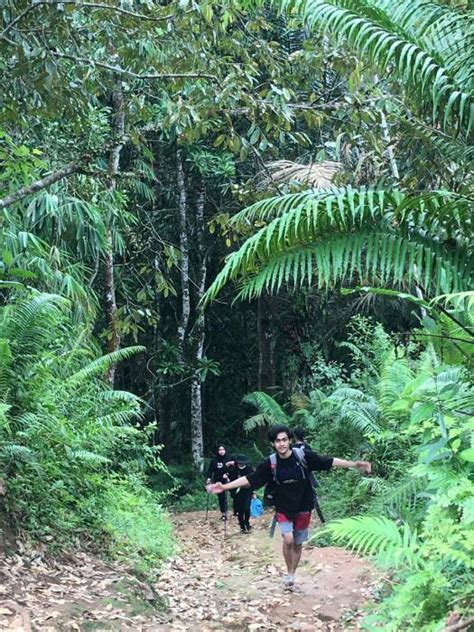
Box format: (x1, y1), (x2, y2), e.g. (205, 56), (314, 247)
(276, 511), (311, 530)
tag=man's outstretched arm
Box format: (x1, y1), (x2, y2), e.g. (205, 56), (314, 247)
(207, 476), (251, 494)
(332, 458), (371, 473)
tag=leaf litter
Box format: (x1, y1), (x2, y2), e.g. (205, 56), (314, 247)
(0, 511), (377, 630)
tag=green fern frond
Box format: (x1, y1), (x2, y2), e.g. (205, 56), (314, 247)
(204, 188), (472, 305)
(66, 448), (111, 465)
(0, 339), (13, 402)
(98, 390), (143, 407)
(97, 410), (141, 426)
(0, 444), (36, 462)
(242, 391), (289, 426)
(243, 413), (275, 432)
(324, 515), (421, 568)
(279, 0), (473, 133)
(0, 293), (69, 356)
(68, 346), (146, 385)
(378, 354), (414, 414)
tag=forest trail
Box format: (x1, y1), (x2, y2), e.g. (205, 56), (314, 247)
(0, 511), (376, 631)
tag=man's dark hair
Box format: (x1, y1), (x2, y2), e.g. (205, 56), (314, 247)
(293, 426), (305, 441)
(268, 424), (293, 442)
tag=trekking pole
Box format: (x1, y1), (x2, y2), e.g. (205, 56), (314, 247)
(314, 494), (326, 524)
(205, 490), (209, 521)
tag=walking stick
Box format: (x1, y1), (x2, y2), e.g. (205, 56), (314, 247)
(205, 489), (209, 521)
(314, 493), (326, 524)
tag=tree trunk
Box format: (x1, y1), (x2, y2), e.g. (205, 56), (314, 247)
(257, 294), (276, 392)
(176, 149), (190, 360)
(104, 79), (125, 386)
(190, 188), (207, 471)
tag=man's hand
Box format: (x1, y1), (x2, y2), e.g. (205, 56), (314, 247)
(355, 461), (371, 473)
(225, 460), (235, 467)
(223, 473), (229, 481)
(207, 482), (225, 494)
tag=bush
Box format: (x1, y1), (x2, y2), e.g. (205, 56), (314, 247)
(102, 476), (174, 577)
(0, 293), (173, 569)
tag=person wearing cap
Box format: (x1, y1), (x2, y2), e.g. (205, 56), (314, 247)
(226, 454), (254, 533)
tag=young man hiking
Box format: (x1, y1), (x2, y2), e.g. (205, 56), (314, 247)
(207, 425), (371, 589)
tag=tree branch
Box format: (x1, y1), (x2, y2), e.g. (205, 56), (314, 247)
(49, 50), (218, 81)
(0, 4), (36, 40)
(444, 616), (474, 632)
(40, 1), (180, 22)
(0, 1), (186, 41)
(0, 158), (88, 209)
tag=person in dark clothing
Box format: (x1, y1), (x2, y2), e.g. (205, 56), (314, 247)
(226, 454), (254, 533)
(206, 444), (229, 520)
(207, 425), (371, 589)
(293, 426), (312, 451)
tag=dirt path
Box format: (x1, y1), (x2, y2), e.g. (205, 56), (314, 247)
(0, 511), (376, 631)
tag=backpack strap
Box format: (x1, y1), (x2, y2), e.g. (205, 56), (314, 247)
(292, 445), (308, 478)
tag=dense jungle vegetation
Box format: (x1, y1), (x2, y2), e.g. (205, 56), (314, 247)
(0, 0), (473, 629)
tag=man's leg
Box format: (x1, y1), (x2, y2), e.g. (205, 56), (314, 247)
(290, 512), (312, 577)
(282, 533), (295, 575)
(289, 543), (303, 574)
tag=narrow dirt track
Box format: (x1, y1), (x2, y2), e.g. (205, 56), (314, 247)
(0, 510), (376, 630)
(155, 510), (375, 631)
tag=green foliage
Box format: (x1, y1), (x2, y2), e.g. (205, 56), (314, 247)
(102, 477), (174, 577)
(204, 188), (472, 304)
(279, 0), (473, 134)
(242, 391), (289, 431)
(0, 292), (172, 568)
(310, 334), (474, 630)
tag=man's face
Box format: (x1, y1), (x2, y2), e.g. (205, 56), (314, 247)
(218, 447), (226, 456)
(273, 432), (291, 455)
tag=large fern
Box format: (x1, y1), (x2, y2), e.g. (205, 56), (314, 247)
(279, 0), (473, 134)
(204, 188), (472, 304)
(324, 515), (422, 568)
(242, 391), (289, 431)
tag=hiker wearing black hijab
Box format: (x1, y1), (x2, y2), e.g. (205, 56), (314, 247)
(206, 444), (229, 520)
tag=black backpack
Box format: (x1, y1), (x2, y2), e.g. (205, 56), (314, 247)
(263, 446), (308, 507)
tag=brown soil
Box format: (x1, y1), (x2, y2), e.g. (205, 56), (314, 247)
(0, 511), (376, 631)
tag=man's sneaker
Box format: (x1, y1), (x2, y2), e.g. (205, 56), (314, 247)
(245, 524), (252, 532)
(240, 528), (247, 534)
(221, 514), (227, 521)
(283, 574), (295, 590)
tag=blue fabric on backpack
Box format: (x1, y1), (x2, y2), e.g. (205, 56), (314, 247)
(250, 497), (264, 517)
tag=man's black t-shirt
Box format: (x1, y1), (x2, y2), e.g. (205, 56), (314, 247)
(246, 451), (333, 515)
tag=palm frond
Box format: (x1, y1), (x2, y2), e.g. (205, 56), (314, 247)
(259, 160), (341, 190)
(242, 391), (289, 427)
(324, 515), (421, 568)
(280, 0), (473, 133)
(67, 346), (146, 385)
(204, 188), (472, 305)
(0, 293), (69, 356)
(378, 355), (414, 413)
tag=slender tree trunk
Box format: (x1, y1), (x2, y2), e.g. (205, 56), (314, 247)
(190, 188), (207, 471)
(257, 294), (276, 392)
(104, 79), (125, 385)
(176, 149), (190, 360)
